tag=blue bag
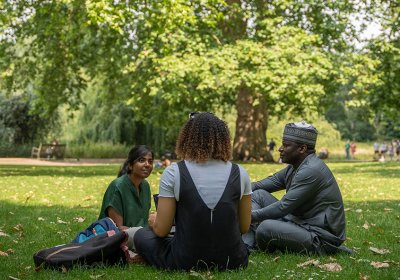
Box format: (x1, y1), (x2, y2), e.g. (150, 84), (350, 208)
(72, 217), (119, 243)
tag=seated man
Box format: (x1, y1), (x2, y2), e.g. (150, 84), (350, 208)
(243, 121), (349, 255)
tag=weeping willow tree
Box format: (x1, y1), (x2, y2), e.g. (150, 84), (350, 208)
(61, 86), (178, 156)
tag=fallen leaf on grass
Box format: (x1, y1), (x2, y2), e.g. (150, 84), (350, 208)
(6, 249), (15, 254)
(37, 217), (45, 221)
(189, 270), (213, 279)
(369, 247), (390, 255)
(8, 276), (20, 280)
(73, 217), (85, 223)
(12, 224), (23, 232)
(273, 256), (280, 262)
(359, 272), (370, 280)
(355, 209), (363, 213)
(344, 208), (352, 212)
(362, 221), (370, 230)
(57, 218), (68, 224)
(370, 261), (389, 268)
(297, 260), (342, 272)
(318, 263), (342, 272)
(90, 274), (105, 279)
(83, 195), (93, 201)
(0, 250), (9, 256)
(0, 230), (9, 237)
(297, 259), (320, 268)
(383, 208), (392, 212)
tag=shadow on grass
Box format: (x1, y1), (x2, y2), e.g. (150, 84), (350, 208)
(330, 162), (400, 178)
(0, 200), (104, 279)
(0, 165), (119, 178)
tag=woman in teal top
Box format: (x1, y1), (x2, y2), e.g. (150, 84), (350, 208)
(99, 145), (154, 230)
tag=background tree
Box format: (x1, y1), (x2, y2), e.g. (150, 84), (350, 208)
(332, 0), (400, 140)
(0, 92), (54, 156)
(0, 0), (390, 158)
(62, 86), (177, 155)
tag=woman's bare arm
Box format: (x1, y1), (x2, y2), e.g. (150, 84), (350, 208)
(107, 207), (128, 230)
(151, 197), (176, 237)
(238, 194), (252, 234)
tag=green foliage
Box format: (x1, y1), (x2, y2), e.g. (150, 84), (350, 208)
(130, 30), (335, 123)
(326, 105), (377, 141)
(0, 93), (54, 145)
(59, 87), (179, 156)
(0, 0), (393, 159)
(65, 142), (130, 159)
(367, 39), (400, 118)
(0, 162), (399, 279)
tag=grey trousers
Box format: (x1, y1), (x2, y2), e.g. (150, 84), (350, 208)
(242, 189), (317, 254)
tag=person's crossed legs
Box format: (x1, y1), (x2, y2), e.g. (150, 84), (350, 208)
(243, 189), (317, 254)
(256, 219), (315, 254)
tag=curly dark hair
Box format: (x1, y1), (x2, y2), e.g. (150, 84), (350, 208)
(175, 112), (231, 162)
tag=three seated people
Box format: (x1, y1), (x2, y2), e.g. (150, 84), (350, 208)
(98, 118), (349, 271)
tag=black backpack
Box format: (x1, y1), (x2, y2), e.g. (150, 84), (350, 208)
(33, 230), (128, 271)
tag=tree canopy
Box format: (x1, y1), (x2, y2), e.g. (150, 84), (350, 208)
(1, 0), (398, 157)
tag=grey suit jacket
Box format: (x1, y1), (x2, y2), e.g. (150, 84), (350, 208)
(252, 153), (346, 245)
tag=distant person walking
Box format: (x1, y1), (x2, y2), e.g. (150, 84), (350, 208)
(388, 143), (394, 161)
(380, 142), (388, 162)
(268, 138), (276, 152)
(373, 142), (380, 160)
(350, 142), (356, 159)
(345, 141), (351, 160)
(396, 140), (400, 161)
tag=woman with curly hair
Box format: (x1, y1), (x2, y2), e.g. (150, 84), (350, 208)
(127, 112), (252, 271)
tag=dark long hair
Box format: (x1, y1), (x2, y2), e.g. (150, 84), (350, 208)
(117, 145), (154, 177)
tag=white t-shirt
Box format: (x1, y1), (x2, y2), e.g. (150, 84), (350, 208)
(159, 160), (252, 209)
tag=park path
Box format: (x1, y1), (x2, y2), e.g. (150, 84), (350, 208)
(0, 158), (124, 166)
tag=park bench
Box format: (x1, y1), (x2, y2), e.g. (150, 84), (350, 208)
(31, 143), (66, 160)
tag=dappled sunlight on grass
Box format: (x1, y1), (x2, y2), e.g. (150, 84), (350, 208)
(0, 162), (399, 279)
(329, 162), (400, 201)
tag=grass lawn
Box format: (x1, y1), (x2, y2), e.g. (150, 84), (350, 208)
(0, 162), (399, 279)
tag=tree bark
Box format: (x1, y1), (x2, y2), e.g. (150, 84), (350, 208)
(233, 86), (274, 162)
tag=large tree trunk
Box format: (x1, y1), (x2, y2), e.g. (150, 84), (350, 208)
(233, 87), (274, 162)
